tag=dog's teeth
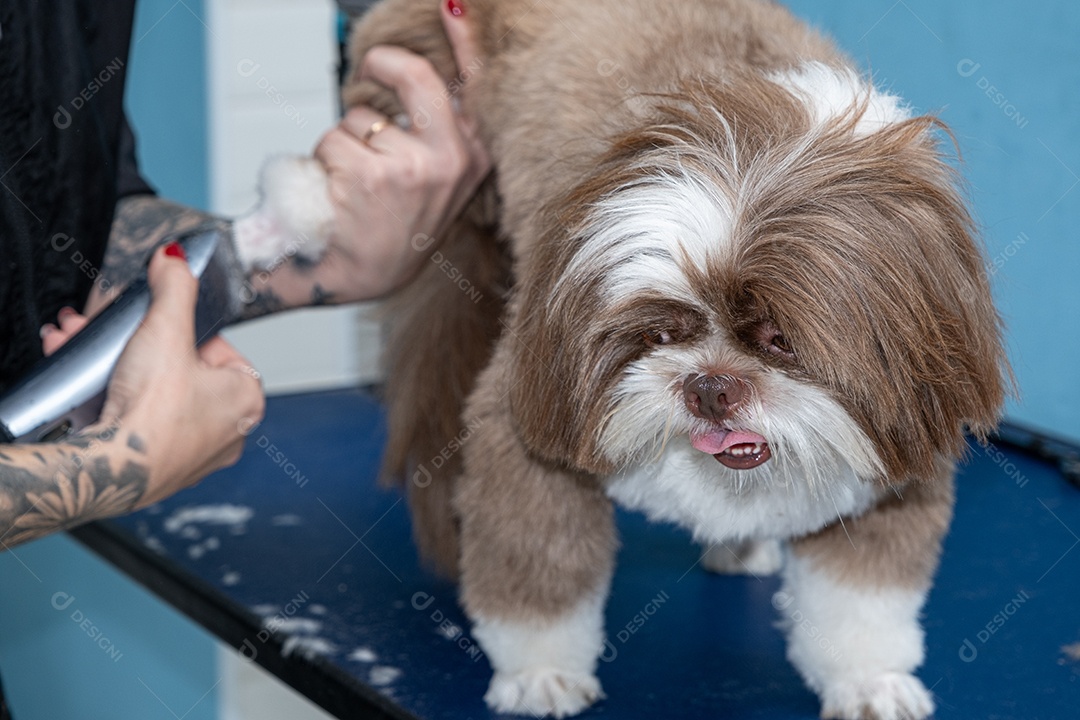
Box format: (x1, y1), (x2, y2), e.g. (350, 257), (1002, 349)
(725, 443), (766, 457)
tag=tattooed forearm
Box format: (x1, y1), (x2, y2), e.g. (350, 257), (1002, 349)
(85, 195), (219, 313)
(0, 423), (150, 550)
(238, 286), (287, 321)
(93, 194), (344, 325)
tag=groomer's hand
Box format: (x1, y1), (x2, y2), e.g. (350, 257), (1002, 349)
(310, 0), (489, 301)
(43, 245), (265, 508)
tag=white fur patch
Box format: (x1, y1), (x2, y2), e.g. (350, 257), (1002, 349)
(770, 61), (911, 136)
(602, 341), (884, 490)
(606, 435), (880, 547)
(558, 171), (734, 306)
(234, 155), (333, 270)
(472, 590), (608, 718)
(777, 553), (933, 720)
(701, 538), (784, 576)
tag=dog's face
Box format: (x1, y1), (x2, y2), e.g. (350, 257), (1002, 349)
(509, 63), (1006, 486)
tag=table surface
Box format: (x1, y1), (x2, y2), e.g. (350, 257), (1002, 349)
(74, 387), (1080, 720)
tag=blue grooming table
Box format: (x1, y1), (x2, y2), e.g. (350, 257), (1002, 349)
(74, 388), (1080, 719)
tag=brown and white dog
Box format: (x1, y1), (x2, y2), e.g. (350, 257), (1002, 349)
(238, 0), (1009, 717)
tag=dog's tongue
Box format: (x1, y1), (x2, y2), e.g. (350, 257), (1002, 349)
(690, 429), (767, 455)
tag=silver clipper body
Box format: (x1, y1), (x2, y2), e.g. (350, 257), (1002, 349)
(0, 224), (245, 443)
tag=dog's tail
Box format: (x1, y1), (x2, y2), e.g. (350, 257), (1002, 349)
(378, 191), (508, 578)
(343, 0), (508, 577)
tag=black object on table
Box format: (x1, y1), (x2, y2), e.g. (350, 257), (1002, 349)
(72, 388), (1080, 720)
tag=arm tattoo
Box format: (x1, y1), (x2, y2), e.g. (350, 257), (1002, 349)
(0, 424), (150, 550)
(97, 194), (334, 324)
(238, 286), (286, 321)
(99, 195), (218, 292)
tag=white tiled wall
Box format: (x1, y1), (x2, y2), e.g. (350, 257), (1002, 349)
(206, 1), (373, 717)
(208, 0), (382, 395)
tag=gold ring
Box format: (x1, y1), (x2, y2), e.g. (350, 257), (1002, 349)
(362, 119), (390, 144)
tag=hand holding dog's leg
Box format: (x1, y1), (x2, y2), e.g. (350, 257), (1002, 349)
(779, 468), (954, 720)
(234, 1), (490, 310)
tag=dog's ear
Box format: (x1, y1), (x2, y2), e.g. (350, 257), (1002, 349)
(506, 248), (617, 475)
(735, 115), (1010, 480)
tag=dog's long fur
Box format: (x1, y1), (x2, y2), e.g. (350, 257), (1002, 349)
(336, 1), (1008, 717)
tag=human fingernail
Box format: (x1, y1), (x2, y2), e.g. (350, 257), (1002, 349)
(39, 324), (56, 338)
(57, 306), (76, 320)
(164, 241), (187, 261)
(447, 0), (464, 16)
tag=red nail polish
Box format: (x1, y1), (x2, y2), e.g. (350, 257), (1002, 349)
(164, 241), (187, 261)
(447, 0), (464, 16)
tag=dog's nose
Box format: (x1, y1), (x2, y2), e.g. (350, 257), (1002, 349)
(683, 375), (748, 422)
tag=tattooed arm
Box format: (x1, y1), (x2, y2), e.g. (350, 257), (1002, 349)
(86, 194), (378, 321)
(0, 423), (150, 549)
(9, 247), (265, 552)
(84, 194), (298, 321)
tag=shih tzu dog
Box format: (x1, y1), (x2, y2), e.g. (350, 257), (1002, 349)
(236, 0), (1009, 717)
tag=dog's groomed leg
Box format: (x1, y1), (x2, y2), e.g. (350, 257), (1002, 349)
(778, 465), (954, 720)
(455, 343), (618, 718)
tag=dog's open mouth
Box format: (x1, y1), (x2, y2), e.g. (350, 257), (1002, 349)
(690, 429), (772, 469)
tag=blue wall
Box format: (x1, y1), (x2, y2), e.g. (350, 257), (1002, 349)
(0, 1), (217, 717)
(0, 536), (219, 720)
(784, 0), (1080, 440)
(126, 0), (211, 209)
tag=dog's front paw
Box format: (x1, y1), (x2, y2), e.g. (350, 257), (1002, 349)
(820, 672), (933, 720)
(484, 669), (603, 718)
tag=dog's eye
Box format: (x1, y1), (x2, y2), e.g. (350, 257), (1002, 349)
(642, 329), (674, 347)
(766, 332), (795, 358)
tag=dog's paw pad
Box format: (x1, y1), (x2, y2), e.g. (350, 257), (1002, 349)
(485, 669), (603, 718)
(821, 672), (933, 720)
(701, 539), (783, 576)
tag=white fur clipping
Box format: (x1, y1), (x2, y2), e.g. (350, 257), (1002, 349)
(770, 61), (912, 136)
(472, 590), (608, 718)
(777, 553), (934, 720)
(233, 155), (334, 270)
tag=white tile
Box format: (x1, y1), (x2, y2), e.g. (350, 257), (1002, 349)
(218, 645), (335, 720)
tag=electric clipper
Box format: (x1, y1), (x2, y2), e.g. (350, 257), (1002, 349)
(0, 224), (246, 443)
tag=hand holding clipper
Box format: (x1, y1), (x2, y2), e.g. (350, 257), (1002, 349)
(0, 224), (246, 443)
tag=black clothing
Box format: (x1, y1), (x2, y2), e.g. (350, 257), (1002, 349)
(0, 0), (152, 392)
(0, 1), (152, 712)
